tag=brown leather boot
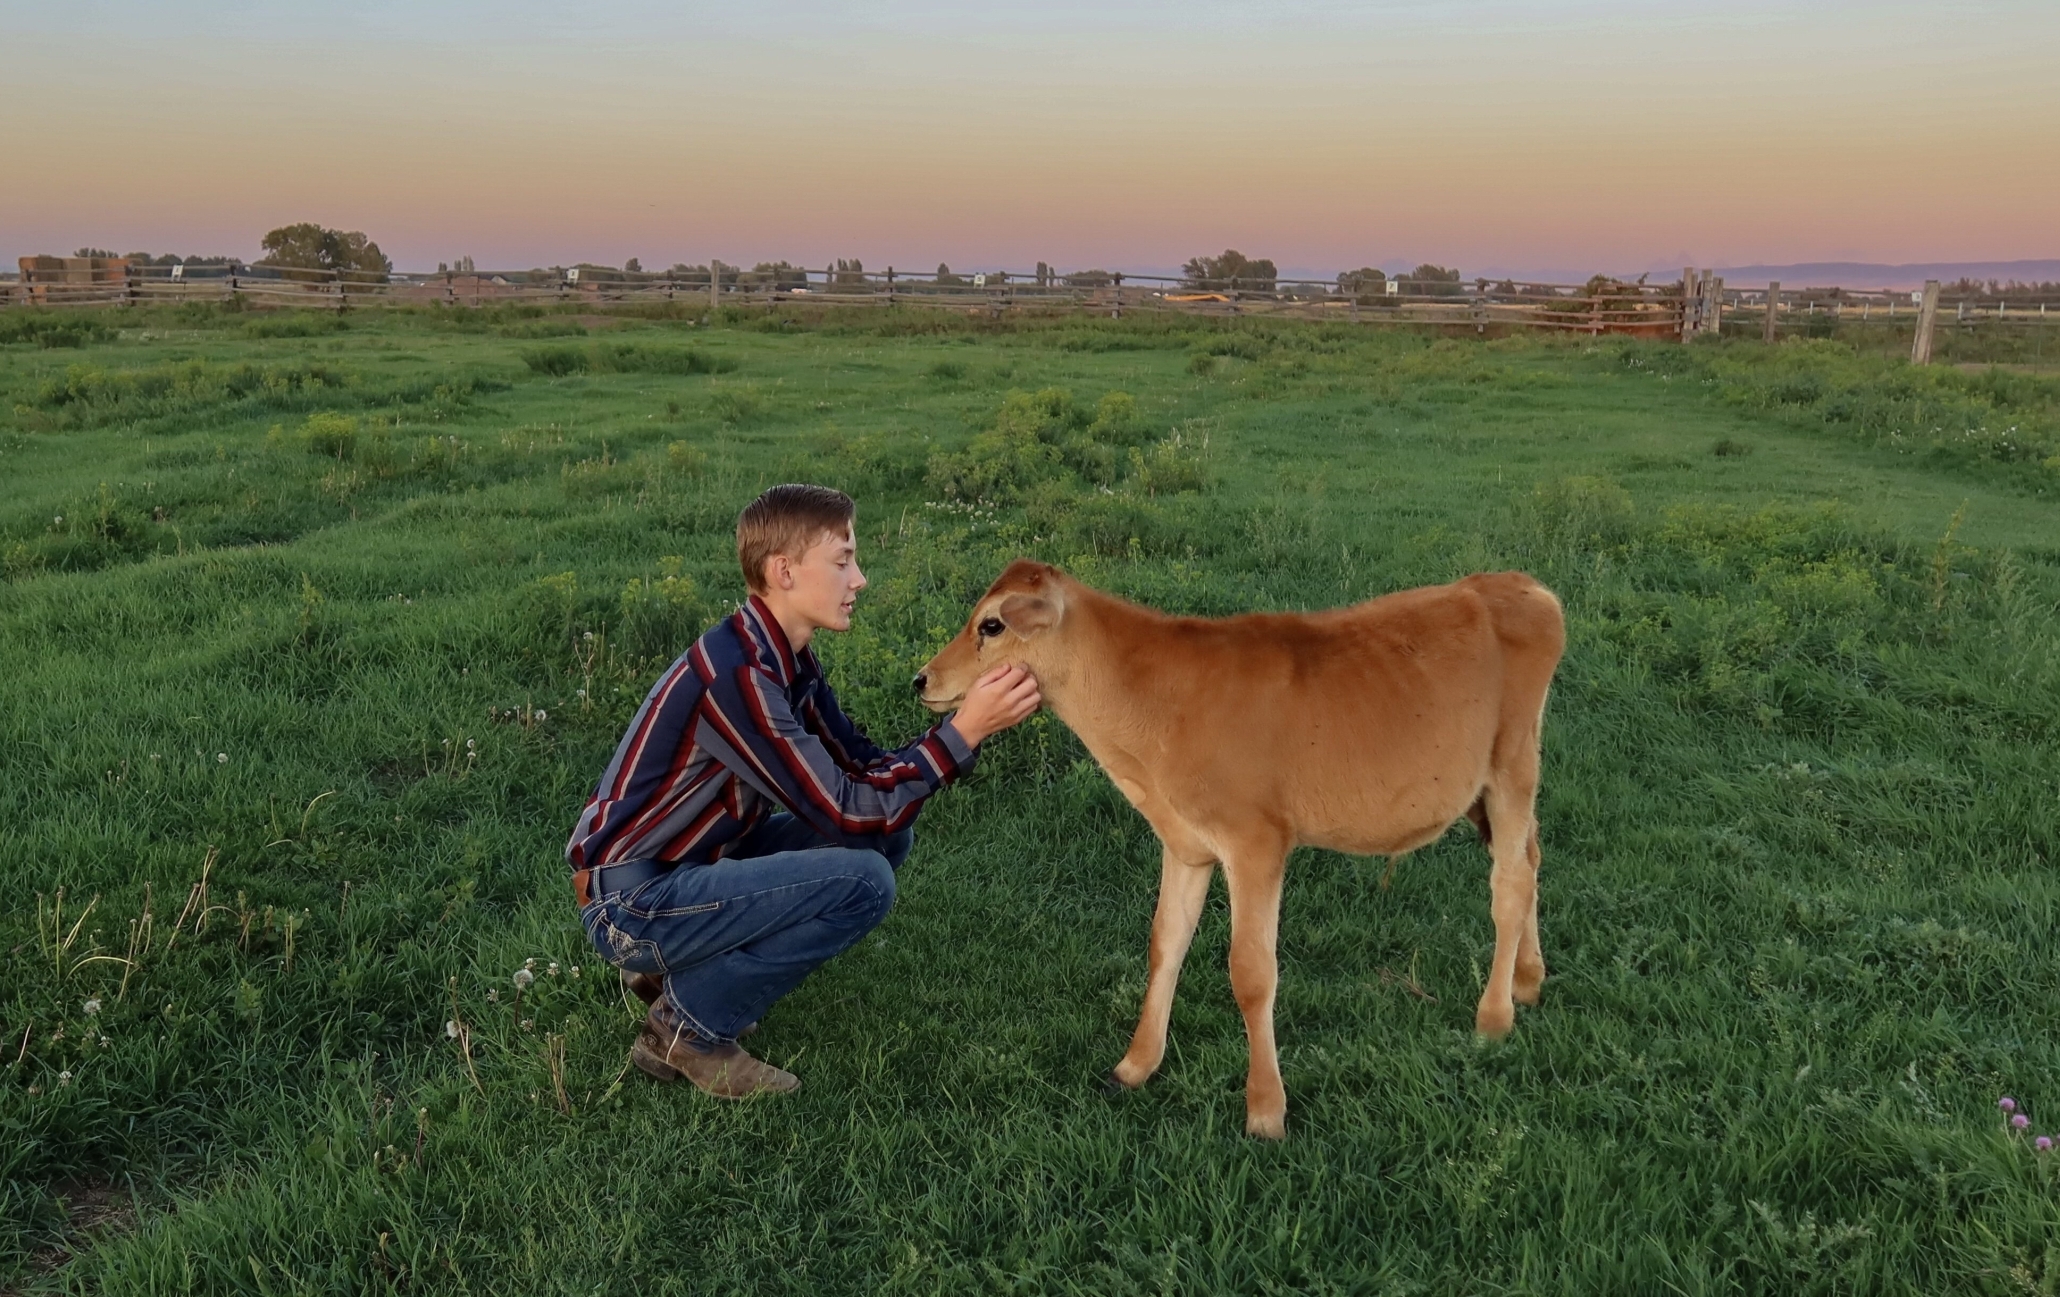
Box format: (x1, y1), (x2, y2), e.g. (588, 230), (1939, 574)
(621, 970), (663, 1006)
(631, 1012), (798, 1099)
(621, 970), (756, 1035)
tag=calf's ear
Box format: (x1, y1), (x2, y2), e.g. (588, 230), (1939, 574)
(998, 593), (1057, 635)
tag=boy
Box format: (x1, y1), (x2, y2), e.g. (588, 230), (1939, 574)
(567, 484), (1040, 1098)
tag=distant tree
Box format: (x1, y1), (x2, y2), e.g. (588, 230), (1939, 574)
(625, 257), (642, 274)
(935, 263), (965, 287)
(1402, 263), (1463, 297)
(1183, 250), (1277, 292)
(740, 261), (807, 290)
(663, 263), (713, 287)
(1335, 266), (1387, 302)
(1063, 269), (1114, 288)
(830, 259), (871, 292)
(258, 223), (391, 279)
(73, 247), (119, 260)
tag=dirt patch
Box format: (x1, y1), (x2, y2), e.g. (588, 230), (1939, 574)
(24, 1177), (141, 1277)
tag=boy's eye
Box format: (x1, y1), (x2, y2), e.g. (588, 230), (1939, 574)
(977, 618), (1005, 639)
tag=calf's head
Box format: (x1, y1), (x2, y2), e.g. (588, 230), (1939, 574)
(914, 559), (1068, 712)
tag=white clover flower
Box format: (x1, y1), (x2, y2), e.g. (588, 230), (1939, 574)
(487, 988), (499, 1002)
(444, 1020), (460, 1039)
(547, 962), (559, 977)
(570, 966), (581, 979)
(83, 998), (102, 1016)
(58, 1070), (73, 1086)
(466, 738), (476, 750)
(54, 515), (64, 526)
(513, 968), (535, 990)
(524, 957), (537, 971)
(217, 753), (228, 764)
(534, 710), (547, 723)
(520, 1019), (534, 1031)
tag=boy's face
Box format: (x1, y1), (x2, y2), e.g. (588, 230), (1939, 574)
(767, 524), (865, 633)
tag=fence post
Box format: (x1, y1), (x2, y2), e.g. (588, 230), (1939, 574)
(1679, 266), (1697, 340)
(1111, 272), (1122, 319)
(709, 261), (721, 312)
(1706, 275), (1723, 336)
(1763, 281), (1779, 343)
(124, 264), (138, 309)
(1911, 280), (1940, 364)
(886, 266), (896, 308)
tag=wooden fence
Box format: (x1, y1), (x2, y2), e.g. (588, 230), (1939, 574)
(5, 257), (2055, 362)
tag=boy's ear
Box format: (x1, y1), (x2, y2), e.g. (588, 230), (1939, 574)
(997, 593), (1057, 635)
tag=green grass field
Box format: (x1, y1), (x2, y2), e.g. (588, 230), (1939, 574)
(4, 302), (2059, 1294)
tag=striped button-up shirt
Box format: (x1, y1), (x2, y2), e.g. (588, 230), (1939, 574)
(566, 595), (975, 875)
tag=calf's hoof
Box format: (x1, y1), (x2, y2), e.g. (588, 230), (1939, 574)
(1512, 973), (1545, 1007)
(1108, 1058), (1152, 1090)
(1245, 1110), (1287, 1141)
(1474, 1000), (1515, 1039)
(1099, 1071), (1132, 1098)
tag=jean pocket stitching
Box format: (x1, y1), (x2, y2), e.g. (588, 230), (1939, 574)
(622, 899), (721, 920)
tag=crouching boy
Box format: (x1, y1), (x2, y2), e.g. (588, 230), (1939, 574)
(566, 485), (1040, 1098)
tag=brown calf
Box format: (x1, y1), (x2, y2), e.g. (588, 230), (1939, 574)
(915, 560), (1565, 1139)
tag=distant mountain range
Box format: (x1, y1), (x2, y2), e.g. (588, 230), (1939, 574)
(1705, 260), (2060, 290)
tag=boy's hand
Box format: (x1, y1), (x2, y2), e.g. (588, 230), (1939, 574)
(951, 664), (1042, 747)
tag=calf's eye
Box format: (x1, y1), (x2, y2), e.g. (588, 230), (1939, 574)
(977, 617), (1005, 639)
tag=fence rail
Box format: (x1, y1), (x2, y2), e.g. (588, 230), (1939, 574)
(6, 259), (2057, 360)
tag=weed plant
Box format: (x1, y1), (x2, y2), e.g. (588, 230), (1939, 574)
(1, 309), (2058, 1292)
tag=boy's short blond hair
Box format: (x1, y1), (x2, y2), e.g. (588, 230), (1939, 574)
(736, 484), (856, 594)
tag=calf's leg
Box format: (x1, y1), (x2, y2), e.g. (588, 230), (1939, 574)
(1475, 780), (1540, 1038)
(1222, 838), (1290, 1139)
(1512, 824), (1546, 1006)
(1112, 845), (1214, 1089)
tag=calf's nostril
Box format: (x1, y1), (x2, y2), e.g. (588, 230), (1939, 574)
(911, 673), (928, 695)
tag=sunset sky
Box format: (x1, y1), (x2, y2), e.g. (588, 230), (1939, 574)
(4, 0), (2054, 278)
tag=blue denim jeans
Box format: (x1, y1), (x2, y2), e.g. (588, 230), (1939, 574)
(580, 814), (911, 1046)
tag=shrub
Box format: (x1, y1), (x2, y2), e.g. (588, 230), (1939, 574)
(1523, 476), (1637, 551)
(498, 319), (586, 339)
(1187, 353), (1217, 377)
(0, 314), (114, 348)
(1713, 438), (1753, 457)
(706, 384), (767, 424)
(300, 412), (360, 458)
(521, 342), (735, 377)
(32, 358), (359, 426)
(619, 557), (702, 659)
(244, 312), (347, 339)
(1127, 429), (1211, 497)
(926, 360), (968, 382)
(592, 342), (733, 376)
(1088, 391), (1149, 445)
(520, 345), (587, 376)
(667, 441), (710, 477)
